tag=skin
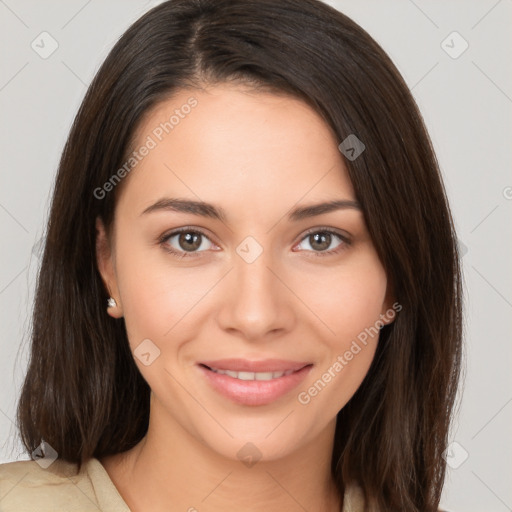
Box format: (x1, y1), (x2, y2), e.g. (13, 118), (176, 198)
(96, 83), (396, 512)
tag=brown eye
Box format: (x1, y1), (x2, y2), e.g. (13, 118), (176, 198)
(160, 228), (215, 258)
(176, 232), (203, 252)
(294, 228), (350, 257)
(308, 232), (333, 251)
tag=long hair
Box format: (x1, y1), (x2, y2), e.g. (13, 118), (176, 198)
(16, 1), (464, 510)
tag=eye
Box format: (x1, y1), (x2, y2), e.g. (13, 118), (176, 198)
(159, 226), (351, 259)
(159, 227), (217, 258)
(293, 228), (351, 257)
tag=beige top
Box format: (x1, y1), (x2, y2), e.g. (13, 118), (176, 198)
(0, 457), (365, 511)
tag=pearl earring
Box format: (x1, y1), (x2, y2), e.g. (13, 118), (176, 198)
(107, 297), (117, 308)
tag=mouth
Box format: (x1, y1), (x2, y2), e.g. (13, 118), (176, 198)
(197, 359), (313, 406)
(204, 367), (297, 380)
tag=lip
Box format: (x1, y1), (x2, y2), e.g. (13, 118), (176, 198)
(197, 359), (313, 406)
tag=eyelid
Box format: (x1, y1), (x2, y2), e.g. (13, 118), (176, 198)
(159, 225), (216, 242)
(295, 226), (351, 244)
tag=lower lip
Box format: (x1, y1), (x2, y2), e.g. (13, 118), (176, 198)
(198, 364), (313, 406)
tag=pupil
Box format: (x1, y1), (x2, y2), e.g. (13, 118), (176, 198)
(311, 232), (330, 251)
(180, 232), (201, 251)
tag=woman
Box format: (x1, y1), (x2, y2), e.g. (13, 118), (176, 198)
(0, 0), (463, 511)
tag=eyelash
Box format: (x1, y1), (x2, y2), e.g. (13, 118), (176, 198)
(158, 226), (351, 259)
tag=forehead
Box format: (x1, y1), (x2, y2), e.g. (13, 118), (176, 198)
(118, 84), (356, 216)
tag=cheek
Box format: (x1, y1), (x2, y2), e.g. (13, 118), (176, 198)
(294, 256), (387, 413)
(295, 251), (388, 347)
(332, 274), (386, 344)
(297, 342), (376, 418)
(112, 230), (197, 345)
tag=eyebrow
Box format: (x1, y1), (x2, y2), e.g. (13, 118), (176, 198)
(141, 197), (362, 222)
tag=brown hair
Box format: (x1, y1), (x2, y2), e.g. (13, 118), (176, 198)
(16, 1), (464, 510)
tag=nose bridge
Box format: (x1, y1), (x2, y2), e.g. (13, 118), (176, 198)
(216, 236), (295, 340)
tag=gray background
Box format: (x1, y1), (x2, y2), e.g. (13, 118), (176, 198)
(0, 1), (511, 511)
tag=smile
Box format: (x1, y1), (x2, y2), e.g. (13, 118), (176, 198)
(197, 359), (313, 406)
(207, 368), (296, 380)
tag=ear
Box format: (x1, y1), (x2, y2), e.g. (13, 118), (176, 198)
(96, 217), (123, 319)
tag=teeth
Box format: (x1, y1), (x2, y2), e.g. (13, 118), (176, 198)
(256, 372), (274, 381)
(209, 368), (295, 380)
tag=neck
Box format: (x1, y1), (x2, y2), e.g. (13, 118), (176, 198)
(101, 399), (341, 512)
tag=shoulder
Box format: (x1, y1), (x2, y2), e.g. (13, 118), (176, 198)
(0, 457), (130, 512)
(343, 481), (365, 511)
(341, 483), (448, 512)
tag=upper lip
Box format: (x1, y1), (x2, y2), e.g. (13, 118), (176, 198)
(199, 359), (311, 373)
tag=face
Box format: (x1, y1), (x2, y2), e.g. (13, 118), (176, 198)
(96, 83), (395, 463)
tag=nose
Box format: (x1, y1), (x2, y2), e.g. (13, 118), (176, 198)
(216, 243), (296, 342)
